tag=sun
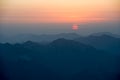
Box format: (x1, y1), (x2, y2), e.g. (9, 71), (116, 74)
(72, 24), (78, 30)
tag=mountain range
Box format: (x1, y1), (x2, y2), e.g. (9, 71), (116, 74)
(0, 36), (120, 80)
(75, 34), (120, 54)
(1, 32), (120, 43)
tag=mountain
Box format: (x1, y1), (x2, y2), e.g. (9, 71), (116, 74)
(75, 34), (120, 54)
(90, 32), (120, 38)
(0, 33), (80, 43)
(1, 32), (120, 44)
(0, 39), (119, 80)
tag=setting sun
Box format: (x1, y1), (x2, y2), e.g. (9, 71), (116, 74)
(72, 24), (78, 30)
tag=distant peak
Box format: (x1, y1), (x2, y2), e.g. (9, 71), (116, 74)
(50, 38), (80, 46)
(24, 41), (34, 44)
(52, 38), (68, 43)
(23, 41), (39, 45)
(58, 33), (79, 36)
(90, 32), (120, 38)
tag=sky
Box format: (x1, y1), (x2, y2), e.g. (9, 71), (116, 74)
(0, 0), (120, 36)
(0, 0), (120, 23)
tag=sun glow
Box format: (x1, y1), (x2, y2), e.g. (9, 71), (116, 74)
(72, 24), (78, 30)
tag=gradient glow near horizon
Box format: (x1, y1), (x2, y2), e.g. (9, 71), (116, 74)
(0, 0), (120, 23)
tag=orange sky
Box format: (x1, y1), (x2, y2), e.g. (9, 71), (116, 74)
(0, 0), (120, 23)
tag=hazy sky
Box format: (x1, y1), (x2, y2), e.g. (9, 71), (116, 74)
(0, 0), (120, 36)
(0, 0), (120, 23)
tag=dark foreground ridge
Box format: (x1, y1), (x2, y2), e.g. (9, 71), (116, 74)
(0, 38), (120, 80)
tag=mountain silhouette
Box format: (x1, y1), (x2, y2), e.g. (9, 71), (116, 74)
(75, 34), (120, 54)
(90, 32), (120, 38)
(0, 38), (119, 80)
(0, 33), (80, 43)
